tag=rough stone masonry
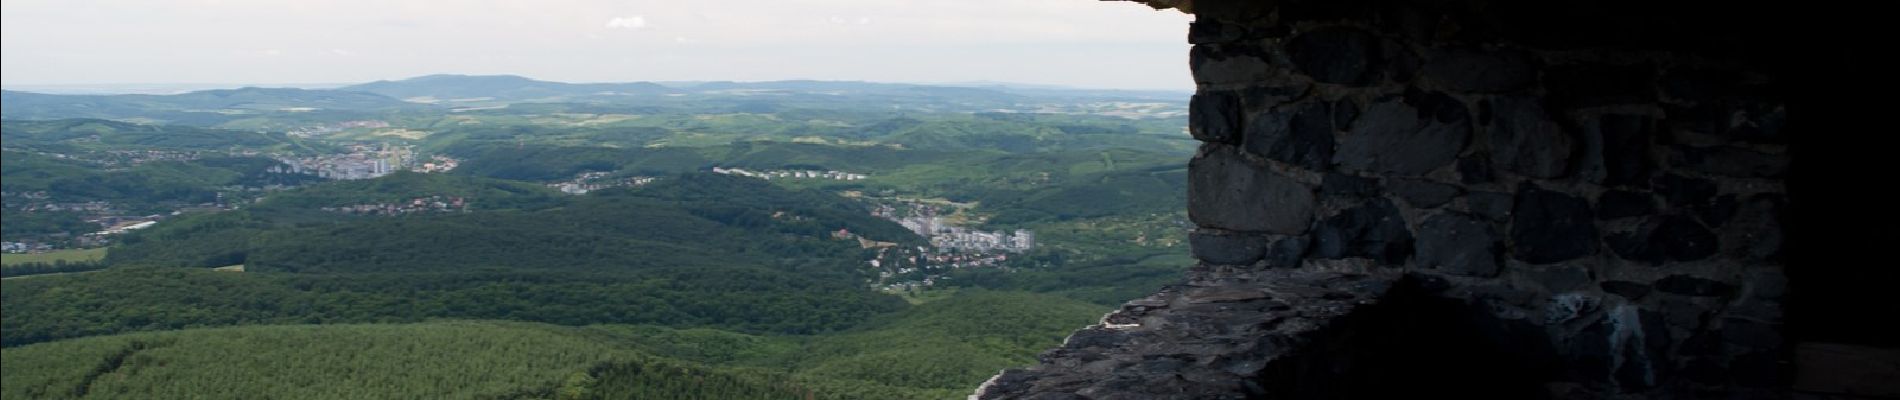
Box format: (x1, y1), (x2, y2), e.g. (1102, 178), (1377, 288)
(975, 0), (1791, 398)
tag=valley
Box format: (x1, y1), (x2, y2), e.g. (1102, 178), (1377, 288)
(0, 75), (1190, 399)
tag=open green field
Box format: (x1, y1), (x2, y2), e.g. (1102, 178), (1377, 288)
(1, 248), (106, 267)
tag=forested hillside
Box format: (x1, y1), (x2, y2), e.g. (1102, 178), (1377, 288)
(2, 77), (1189, 399)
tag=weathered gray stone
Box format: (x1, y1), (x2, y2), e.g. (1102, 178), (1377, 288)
(1186, 286), (1271, 303)
(1608, 215), (1719, 264)
(1527, 264), (1593, 292)
(1189, 145), (1316, 234)
(1656, 173), (1717, 208)
(1670, 145), (1789, 178)
(1244, 101), (1335, 170)
(1614, 309), (1672, 391)
(1335, 92), (1472, 175)
(1188, 18), (1244, 44)
(1510, 185), (1598, 264)
(1422, 47), (1536, 92)
(1387, 178), (1462, 209)
(1694, 194), (1739, 228)
(1668, 99), (1787, 143)
(1723, 195), (1785, 262)
(1458, 155), (1495, 184)
(1191, 230), (1269, 266)
(1466, 191), (1514, 222)
(1242, 83), (1311, 111)
(1190, 91), (1244, 144)
(1312, 198), (1413, 266)
(1264, 235), (1309, 268)
(1286, 27), (1383, 86)
(1656, 275), (1736, 297)
(1601, 281), (1653, 300)
(1320, 173), (1379, 197)
(1191, 43), (1279, 85)
(1416, 212), (1503, 277)
(1543, 292), (1601, 325)
(1578, 114), (1657, 187)
(1332, 98), (1360, 131)
(1487, 96), (1574, 178)
(972, 268), (1398, 400)
(1595, 190), (1656, 220)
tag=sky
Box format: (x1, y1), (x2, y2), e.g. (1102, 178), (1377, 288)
(0, 0), (1196, 91)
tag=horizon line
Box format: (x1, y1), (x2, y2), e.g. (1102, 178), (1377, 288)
(0, 75), (1196, 95)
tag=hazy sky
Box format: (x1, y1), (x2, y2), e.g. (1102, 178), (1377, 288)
(0, 0), (1195, 90)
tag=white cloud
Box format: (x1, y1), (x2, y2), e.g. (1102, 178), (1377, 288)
(604, 16), (646, 30)
(260, 49), (283, 56)
(330, 48), (353, 56)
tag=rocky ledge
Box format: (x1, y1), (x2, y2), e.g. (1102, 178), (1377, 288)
(971, 266), (1397, 400)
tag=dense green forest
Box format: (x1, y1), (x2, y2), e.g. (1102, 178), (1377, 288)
(2, 77), (1191, 399)
(0, 151), (321, 215)
(0, 119), (326, 153)
(0, 321), (816, 400)
(2, 292), (1106, 400)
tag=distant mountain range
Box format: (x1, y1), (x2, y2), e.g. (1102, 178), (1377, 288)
(1, 74), (1189, 124)
(340, 74), (677, 101)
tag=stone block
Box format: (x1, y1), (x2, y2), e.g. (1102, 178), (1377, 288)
(1421, 47), (1536, 92)
(1334, 92), (1471, 175)
(1608, 215), (1718, 264)
(1416, 212), (1504, 277)
(1190, 90), (1244, 144)
(1243, 101), (1335, 170)
(1190, 230), (1269, 266)
(1388, 178), (1462, 209)
(1189, 145), (1316, 234)
(1487, 96), (1574, 179)
(1311, 198), (1414, 266)
(1510, 184), (1599, 264)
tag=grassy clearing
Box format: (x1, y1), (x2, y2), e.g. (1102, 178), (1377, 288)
(1, 248), (106, 267)
(369, 128), (429, 139)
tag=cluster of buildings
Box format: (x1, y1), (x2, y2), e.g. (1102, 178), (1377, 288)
(1, 242), (55, 254)
(870, 202), (1035, 253)
(274, 144), (412, 180)
(711, 167), (868, 181)
(412, 155), (460, 173)
(1014, 101), (1188, 119)
(321, 196), (468, 216)
(97, 150), (207, 166)
(547, 172), (657, 195)
(858, 198), (1040, 293)
(22, 201), (113, 213)
(926, 224), (1035, 253)
(93, 220), (157, 236)
(888, 214), (1035, 253)
(288, 120), (392, 138)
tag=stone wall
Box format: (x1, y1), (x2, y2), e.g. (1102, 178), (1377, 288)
(977, 0), (1792, 398)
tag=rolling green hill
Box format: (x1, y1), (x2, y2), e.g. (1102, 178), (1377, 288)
(5, 172), (923, 346)
(0, 119), (319, 153)
(0, 321), (816, 400)
(1, 290), (1109, 400)
(1, 77), (1195, 400)
(0, 150), (321, 216)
